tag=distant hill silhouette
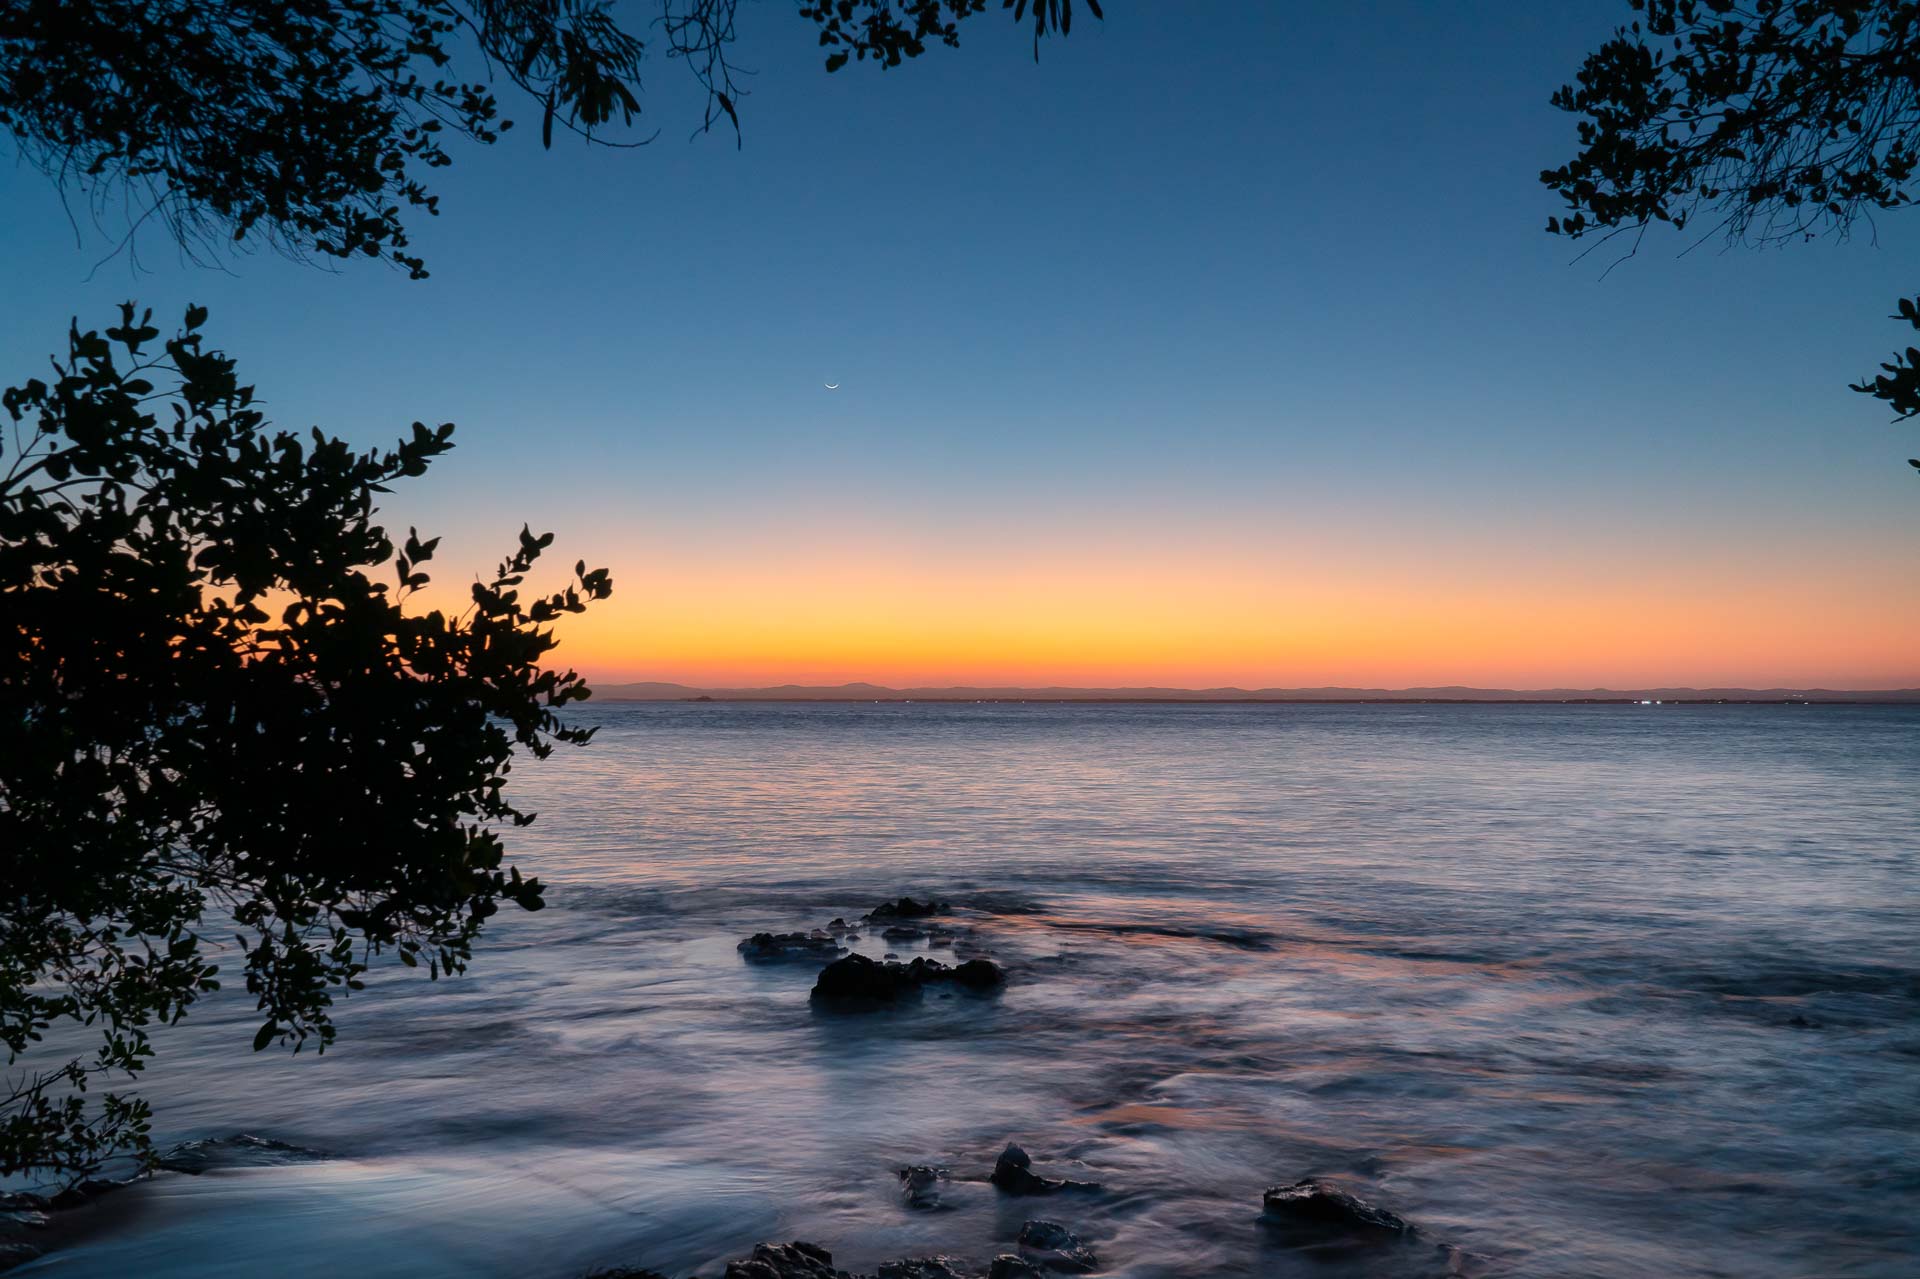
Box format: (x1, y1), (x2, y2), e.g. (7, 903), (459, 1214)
(591, 682), (1920, 704)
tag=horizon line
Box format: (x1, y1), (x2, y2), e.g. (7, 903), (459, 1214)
(585, 679), (1920, 704)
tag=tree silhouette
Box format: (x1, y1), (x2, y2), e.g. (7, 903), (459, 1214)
(0, 0), (1097, 278)
(1, 305), (610, 1180)
(1543, 0), (1920, 476)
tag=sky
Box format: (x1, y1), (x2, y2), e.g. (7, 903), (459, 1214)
(4, 2), (1918, 689)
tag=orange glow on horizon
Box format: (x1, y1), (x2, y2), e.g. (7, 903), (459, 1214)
(416, 532), (1920, 691)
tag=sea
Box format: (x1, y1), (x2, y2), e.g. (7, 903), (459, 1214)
(11, 702), (1919, 1278)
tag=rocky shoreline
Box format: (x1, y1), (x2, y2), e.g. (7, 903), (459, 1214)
(5, 896), (1479, 1277)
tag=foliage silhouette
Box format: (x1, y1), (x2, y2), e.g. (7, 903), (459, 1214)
(1543, 0), (1920, 475)
(0, 304), (611, 1181)
(0, 0), (1095, 278)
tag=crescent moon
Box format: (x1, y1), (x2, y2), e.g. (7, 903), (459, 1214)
(824, 382), (840, 390)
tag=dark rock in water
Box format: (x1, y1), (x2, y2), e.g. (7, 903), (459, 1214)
(46, 1177), (131, 1211)
(723, 1241), (854, 1279)
(898, 1164), (950, 1209)
(0, 1242), (44, 1272)
(868, 896), (949, 920)
(991, 1144), (1054, 1195)
(739, 931), (847, 964)
(986, 1257), (1047, 1279)
(583, 1269), (670, 1279)
(811, 954), (926, 1005)
(950, 959), (1006, 990)
(1015, 1220), (1097, 1273)
(827, 918), (852, 932)
(881, 925), (925, 942)
(990, 1143), (1096, 1195)
(812, 953), (1004, 1008)
(876, 1258), (972, 1279)
(158, 1133), (327, 1175)
(1262, 1179), (1416, 1238)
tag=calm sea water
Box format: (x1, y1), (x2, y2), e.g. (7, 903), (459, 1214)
(14, 702), (1920, 1278)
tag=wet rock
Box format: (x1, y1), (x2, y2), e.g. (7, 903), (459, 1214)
(986, 1257), (1046, 1279)
(811, 955), (1003, 1008)
(1015, 1220), (1097, 1273)
(1262, 1179), (1415, 1238)
(881, 925), (926, 942)
(723, 1241), (854, 1279)
(739, 931), (847, 964)
(583, 1269), (670, 1279)
(950, 959), (1006, 990)
(812, 954), (926, 1005)
(867, 896), (949, 920)
(990, 1144), (1055, 1195)
(826, 918), (852, 932)
(990, 1144), (1095, 1196)
(877, 1258), (972, 1279)
(898, 1164), (950, 1209)
(157, 1133), (327, 1175)
(0, 1242), (44, 1272)
(45, 1177), (131, 1211)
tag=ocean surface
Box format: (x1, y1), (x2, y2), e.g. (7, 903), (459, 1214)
(12, 702), (1919, 1278)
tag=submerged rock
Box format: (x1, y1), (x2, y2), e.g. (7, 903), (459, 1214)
(898, 1164), (950, 1209)
(584, 1269), (670, 1279)
(157, 1133), (327, 1175)
(739, 931), (847, 964)
(0, 1243), (43, 1272)
(1015, 1220), (1097, 1273)
(876, 1258), (972, 1279)
(986, 1257), (1046, 1279)
(1262, 1179), (1415, 1238)
(723, 1241), (854, 1279)
(867, 896), (949, 920)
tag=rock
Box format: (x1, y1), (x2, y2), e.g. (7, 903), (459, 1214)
(46, 1177), (130, 1211)
(867, 896), (949, 920)
(739, 931), (847, 964)
(881, 925), (925, 942)
(987, 1257), (1047, 1279)
(826, 918), (852, 932)
(812, 954), (1004, 1008)
(1261, 1179), (1415, 1238)
(811, 954), (926, 1005)
(898, 1164), (949, 1209)
(989, 1144), (1094, 1195)
(0, 1242), (44, 1272)
(157, 1133), (327, 1175)
(990, 1144), (1054, 1195)
(877, 1259), (972, 1279)
(950, 959), (1006, 990)
(1015, 1220), (1097, 1273)
(723, 1241), (854, 1279)
(583, 1269), (670, 1279)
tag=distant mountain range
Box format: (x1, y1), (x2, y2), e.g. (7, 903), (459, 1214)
(590, 681), (1920, 704)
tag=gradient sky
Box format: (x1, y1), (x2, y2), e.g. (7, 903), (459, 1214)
(5, 2), (1917, 688)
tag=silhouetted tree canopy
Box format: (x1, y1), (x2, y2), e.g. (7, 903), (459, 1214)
(1544, 0), (1920, 476)
(0, 0), (1096, 278)
(0, 305), (611, 1180)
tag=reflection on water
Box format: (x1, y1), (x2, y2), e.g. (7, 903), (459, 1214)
(13, 703), (1919, 1277)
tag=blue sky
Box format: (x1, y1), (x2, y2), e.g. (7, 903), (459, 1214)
(4, 2), (1916, 685)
